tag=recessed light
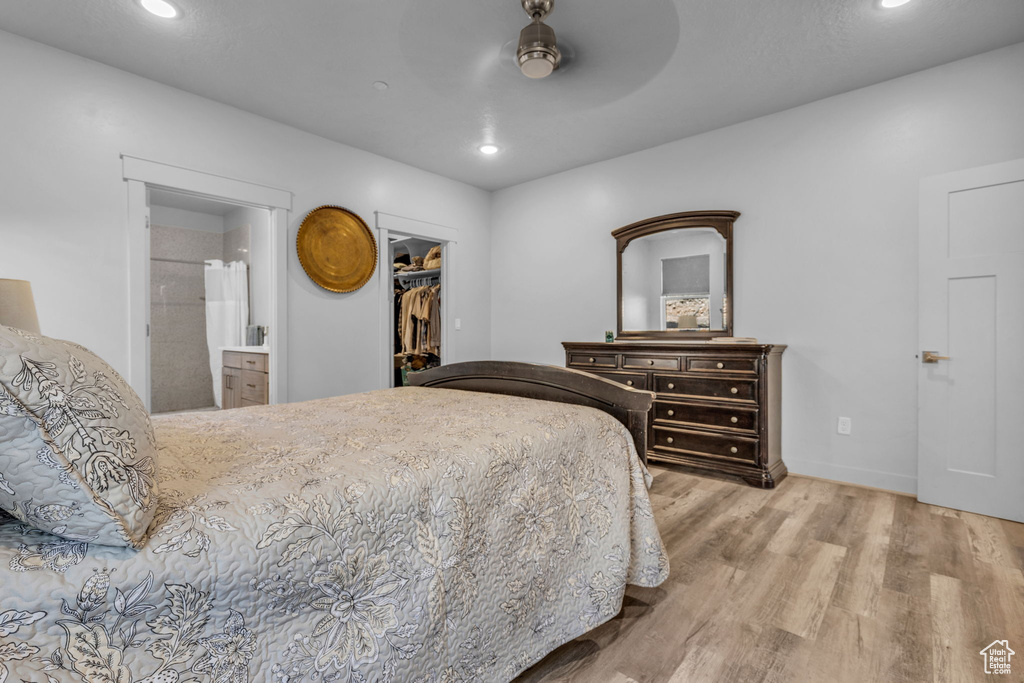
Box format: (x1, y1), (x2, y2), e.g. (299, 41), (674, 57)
(373, 81), (389, 91)
(479, 144), (500, 155)
(140, 0), (179, 18)
(879, 0), (911, 7)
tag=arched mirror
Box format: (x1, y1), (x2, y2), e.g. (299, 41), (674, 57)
(614, 210), (738, 340)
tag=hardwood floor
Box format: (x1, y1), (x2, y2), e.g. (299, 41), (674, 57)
(517, 465), (1024, 683)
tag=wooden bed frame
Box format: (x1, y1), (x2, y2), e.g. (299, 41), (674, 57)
(409, 361), (655, 463)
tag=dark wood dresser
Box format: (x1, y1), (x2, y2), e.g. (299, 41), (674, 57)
(563, 341), (787, 488)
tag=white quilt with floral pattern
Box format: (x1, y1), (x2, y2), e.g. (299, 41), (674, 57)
(0, 387), (669, 682)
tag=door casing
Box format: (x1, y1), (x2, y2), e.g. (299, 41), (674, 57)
(123, 155), (292, 409)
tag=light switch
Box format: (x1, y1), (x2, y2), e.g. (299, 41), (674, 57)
(455, 318), (462, 331)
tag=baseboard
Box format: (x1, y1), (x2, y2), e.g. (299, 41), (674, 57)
(784, 458), (917, 496)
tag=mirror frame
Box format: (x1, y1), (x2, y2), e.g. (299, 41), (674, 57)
(614, 210), (739, 340)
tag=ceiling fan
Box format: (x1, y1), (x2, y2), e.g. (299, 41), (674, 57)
(516, 0), (562, 78)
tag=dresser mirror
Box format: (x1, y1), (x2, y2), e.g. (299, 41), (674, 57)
(614, 211), (738, 340)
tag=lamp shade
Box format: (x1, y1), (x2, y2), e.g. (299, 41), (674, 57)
(0, 279), (41, 333)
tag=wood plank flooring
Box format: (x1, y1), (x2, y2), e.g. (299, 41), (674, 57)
(516, 465), (1024, 683)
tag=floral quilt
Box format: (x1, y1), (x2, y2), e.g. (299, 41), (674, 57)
(0, 387), (669, 682)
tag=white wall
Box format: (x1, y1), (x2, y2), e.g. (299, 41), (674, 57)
(490, 42), (1024, 493)
(223, 205), (270, 330)
(149, 205), (224, 234)
(0, 30), (491, 402)
(620, 237), (650, 329)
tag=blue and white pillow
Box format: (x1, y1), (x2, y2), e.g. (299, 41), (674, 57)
(0, 325), (158, 548)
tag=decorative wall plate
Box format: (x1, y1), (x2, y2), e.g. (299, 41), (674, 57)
(296, 205), (377, 293)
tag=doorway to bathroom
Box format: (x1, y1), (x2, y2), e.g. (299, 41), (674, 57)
(123, 155), (292, 411)
(147, 189), (271, 414)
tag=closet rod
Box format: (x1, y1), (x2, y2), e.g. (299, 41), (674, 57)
(403, 278), (440, 288)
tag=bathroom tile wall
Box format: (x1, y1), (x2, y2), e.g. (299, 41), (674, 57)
(224, 224), (250, 265)
(150, 224), (250, 413)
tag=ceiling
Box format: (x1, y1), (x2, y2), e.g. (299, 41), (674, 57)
(2, 0), (1023, 191)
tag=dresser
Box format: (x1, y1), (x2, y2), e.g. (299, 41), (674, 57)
(563, 341), (786, 488)
(222, 349), (269, 409)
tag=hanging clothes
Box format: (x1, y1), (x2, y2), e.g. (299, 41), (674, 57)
(205, 260), (249, 407)
(394, 278), (405, 354)
(397, 284), (441, 355)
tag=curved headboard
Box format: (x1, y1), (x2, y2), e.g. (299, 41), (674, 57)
(409, 361), (654, 462)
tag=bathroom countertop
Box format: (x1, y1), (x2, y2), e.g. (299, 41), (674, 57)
(219, 346), (270, 354)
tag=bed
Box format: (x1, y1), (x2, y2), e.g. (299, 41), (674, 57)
(0, 361), (668, 683)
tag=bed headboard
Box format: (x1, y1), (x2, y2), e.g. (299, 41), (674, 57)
(409, 361), (654, 463)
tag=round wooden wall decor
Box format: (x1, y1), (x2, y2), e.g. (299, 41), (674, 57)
(296, 205), (377, 293)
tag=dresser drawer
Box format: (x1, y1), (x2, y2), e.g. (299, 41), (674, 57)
(654, 400), (758, 432)
(686, 357), (758, 374)
(592, 371), (648, 390)
(238, 352), (267, 373)
(622, 355), (680, 371)
(240, 369), (268, 403)
(652, 426), (759, 463)
(654, 375), (758, 403)
(567, 353), (617, 369)
(223, 351), (243, 370)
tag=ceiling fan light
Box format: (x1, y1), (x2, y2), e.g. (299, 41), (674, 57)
(520, 52), (556, 78)
(517, 19), (561, 78)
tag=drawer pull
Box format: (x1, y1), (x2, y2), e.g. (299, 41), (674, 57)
(626, 380), (633, 386)
(666, 437), (674, 444)
(667, 409), (675, 416)
(717, 362), (724, 369)
(730, 416), (739, 423)
(668, 383), (675, 389)
(589, 357), (595, 363)
(730, 446), (738, 454)
(246, 360), (256, 365)
(730, 387), (739, 394)
(246, 384), (257, 389)
(648, 359), (655, 365)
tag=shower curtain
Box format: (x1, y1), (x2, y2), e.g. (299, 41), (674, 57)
(205, 260), (249, 408)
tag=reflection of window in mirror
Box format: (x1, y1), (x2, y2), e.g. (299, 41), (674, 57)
(661, 255), (710, 330)
(664, 296), (710, 329)
(618, 221), (732, 335)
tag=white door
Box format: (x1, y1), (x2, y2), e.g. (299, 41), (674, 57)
(918, 158), (1024, 523)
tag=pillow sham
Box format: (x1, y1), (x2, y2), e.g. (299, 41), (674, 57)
(0, 324), (158, 548)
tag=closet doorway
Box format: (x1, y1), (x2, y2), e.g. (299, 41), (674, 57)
(390, 235), (443, 387)
(375, 212), (458, 389)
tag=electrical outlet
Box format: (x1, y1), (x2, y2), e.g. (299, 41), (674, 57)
(837, 417), (852, 435)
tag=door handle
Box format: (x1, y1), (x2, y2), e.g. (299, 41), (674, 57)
(922, 350), (950, 364)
